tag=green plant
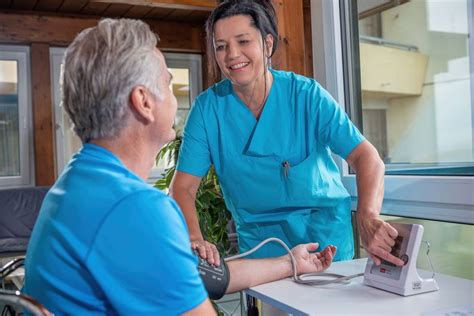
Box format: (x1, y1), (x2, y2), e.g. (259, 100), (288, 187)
(154, 136), (232, 254)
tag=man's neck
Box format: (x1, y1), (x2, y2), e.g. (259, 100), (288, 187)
(90, 136), (158, 181)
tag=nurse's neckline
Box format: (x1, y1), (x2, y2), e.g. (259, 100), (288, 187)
(231, 69), (274, 120)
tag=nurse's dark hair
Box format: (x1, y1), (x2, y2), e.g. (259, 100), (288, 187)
(205, 0), (279, 82)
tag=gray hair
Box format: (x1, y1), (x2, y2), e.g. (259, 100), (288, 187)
(61, 18), (163, 142)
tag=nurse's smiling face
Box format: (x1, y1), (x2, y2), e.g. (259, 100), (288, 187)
(213, 14), (273, 88)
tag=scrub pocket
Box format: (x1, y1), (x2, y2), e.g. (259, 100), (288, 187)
(283, 148), (328, 204)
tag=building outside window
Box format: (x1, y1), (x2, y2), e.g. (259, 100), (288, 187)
(357, 0), (473, 176)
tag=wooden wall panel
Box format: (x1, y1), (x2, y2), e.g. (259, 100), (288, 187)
(80, 3), (110, 15)
(123, 5), (153, 18)
(0, 1), (12, 9)
(143, 7), (173, 19)
(0, 13), (205, 52)
(35, 0), (64, 11)
(303, 1), (313, 78)
(272, 0), (305, 74)
(102, 3), (132, 16)
(59, 0), (88, 13)
(11, 0), (36, 10)
(31, 43), (55, 186)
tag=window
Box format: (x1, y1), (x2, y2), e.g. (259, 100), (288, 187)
(163, 53), (202, 135)
(0, 45), (33, 188)
(358, 215), (474, 280)
(50, 47), (79, 175)
(50, 49), (202, 180)
(151, 53), (202, 180)
(357, 0), (473, 176)
(310, 0), (473, 223)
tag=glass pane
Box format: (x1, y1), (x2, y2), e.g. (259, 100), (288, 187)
(170, 67), (190, 110)
(62, 105), (82, 162)
(0, 60), (19, 177)
(59, 63), (82, 168)
(155, 67), (191, 172)
(174, 109), (189, 137)
(358, 215), (474, 280)
(358, 0), (473, 175)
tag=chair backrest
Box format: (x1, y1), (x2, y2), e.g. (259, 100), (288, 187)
(0, 187), (49, 255)
(0, 289), (52, 316)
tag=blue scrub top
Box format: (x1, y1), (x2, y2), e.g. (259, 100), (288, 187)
(177, 69), (365, 260)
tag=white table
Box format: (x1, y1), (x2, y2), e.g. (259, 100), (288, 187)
(246, 258), (474, 316)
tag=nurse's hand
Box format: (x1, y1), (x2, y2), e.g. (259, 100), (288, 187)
(357, 215), (404, 266)
(291, 243), (336, 274)
(192, 239), (220, 266)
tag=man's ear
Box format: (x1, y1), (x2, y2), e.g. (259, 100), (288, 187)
(130, 86), (155, 123)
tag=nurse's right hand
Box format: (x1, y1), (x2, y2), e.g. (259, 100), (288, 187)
(192, 239), (220, 266)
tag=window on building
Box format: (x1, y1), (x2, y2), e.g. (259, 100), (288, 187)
(0, 45), (33, 188)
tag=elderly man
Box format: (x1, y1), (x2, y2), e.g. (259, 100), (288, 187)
(24, 19), (336, 315)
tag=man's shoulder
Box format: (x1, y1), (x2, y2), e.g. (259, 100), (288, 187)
(117, 188), (174, 209)
(111, 189), (182, 224)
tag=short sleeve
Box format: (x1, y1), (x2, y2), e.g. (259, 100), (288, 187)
(176, 98), (212, 177)
(313, 84), (365, 159)
(85, 190), (208, 315)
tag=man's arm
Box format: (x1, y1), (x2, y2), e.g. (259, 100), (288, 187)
(182, 299), (216, 316)
(346, 140), (404, 266)
(225, 243), (336, 293)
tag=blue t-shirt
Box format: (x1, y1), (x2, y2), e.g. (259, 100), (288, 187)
(177, 69), (365, 260)
(24, 144), (207, 315)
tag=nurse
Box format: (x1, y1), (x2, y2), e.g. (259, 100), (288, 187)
(171, 0), (404, 267)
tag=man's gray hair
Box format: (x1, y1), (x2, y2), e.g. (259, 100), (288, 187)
(62, 18), (163, 142)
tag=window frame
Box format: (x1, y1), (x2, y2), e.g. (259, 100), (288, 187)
(310, 0), (474, 224)
(50, 49), (203, 182)
(50, 47), (67, 175)
(0, 45), (34, 189)
(148, 52), (203, 182)
(163, 52), (203, 103)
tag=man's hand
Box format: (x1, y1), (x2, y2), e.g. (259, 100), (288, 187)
(291, 243), (337, 274)
(357, 215), (404, 266)
(192, 239), (220, 266)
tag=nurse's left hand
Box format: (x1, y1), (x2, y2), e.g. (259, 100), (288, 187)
(291, 243), (337, 274)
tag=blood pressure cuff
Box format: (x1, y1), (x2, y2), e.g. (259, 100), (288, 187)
(194, 250), (230, 300)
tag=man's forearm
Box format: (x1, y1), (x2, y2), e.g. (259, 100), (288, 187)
(225, 256), (292, 293)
